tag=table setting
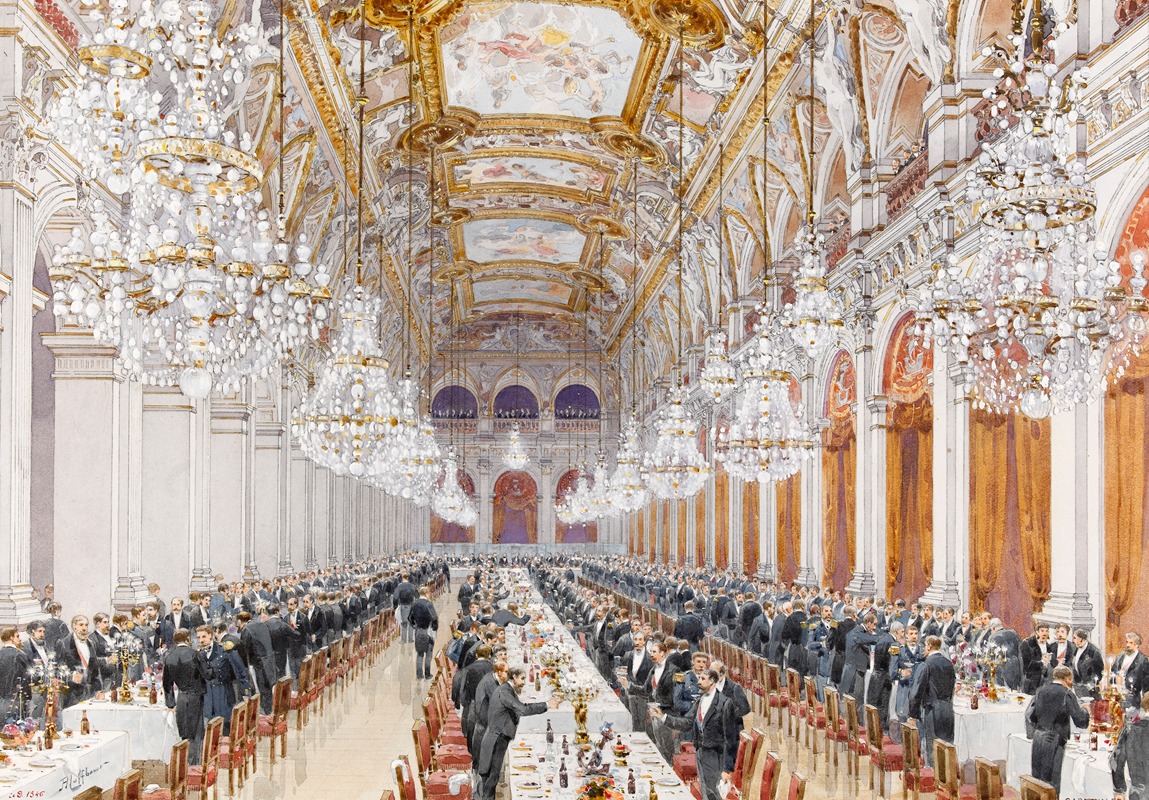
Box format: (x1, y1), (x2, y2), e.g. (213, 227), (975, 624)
(61, 694), (180, 763)
(0, 729), (131, 800)
(506, 732), (689, 800)
(1005, 730), (1115, 797)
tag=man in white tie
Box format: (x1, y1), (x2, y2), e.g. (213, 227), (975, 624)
(54, 616), (105, 707)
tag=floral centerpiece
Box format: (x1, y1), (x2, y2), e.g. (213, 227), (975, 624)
(538, 642), (570, 688)
(0, 718), (38, 747)
(950, 641), (981, 689)
(577, 775), (623, 800)
(559, 671), (600, 746)
(973, 643), (1008, 702)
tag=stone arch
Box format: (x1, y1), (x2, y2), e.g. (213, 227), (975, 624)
(492, 470), (538, 544)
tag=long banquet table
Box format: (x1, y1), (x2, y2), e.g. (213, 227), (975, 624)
(1005, 732), (1115, 798)
(506, 732), (689, 800)
(61, 697), (180, 763)
(502, 571), (632, 734)
(0, 731), (131, 800)
(952, 691), (1029, 762)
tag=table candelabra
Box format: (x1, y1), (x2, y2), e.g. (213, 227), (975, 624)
(560, 678), (600, 747)
(111, 633), (144, 703)
(974, 644), (1007, 702)
(1092, 663), (1127, 734)
(27, 659), (71, 743)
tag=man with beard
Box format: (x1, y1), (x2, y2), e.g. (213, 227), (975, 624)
(237, 612), (276, 714)
(1026, 666), (1090, 794)
(908, 636), (956, 768)
(198, 626), (247, 735)
(163, 629), (213, 765)
(477, 667), (559, 800)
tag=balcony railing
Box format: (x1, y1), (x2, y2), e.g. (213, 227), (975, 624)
(886, 147), (929, 223)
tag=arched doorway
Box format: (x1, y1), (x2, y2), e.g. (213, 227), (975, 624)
(493, 471), (538, 544)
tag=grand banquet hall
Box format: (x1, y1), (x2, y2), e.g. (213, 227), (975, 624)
(1, 0), (1148, 795)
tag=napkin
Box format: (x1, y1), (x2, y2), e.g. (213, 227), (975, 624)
(1071, 754), (1087, 793)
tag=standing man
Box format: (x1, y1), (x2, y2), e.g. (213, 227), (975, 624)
(198, 626), (247, 735)
(410, 586), (439, 680)
(476, 667), (560, 800)
(653, 667), (739, 800)
(301, 594), (327, 654)
(283, 597), (310, 684)
(1111, 694), (1149, 800)
(908, 635), (957, 768)
(1020, 621), (1052, 695)
(394, 573), (418, 644)
(55, 615), (105, 707)
(1026, 666), (1090, 794)
(163, 629), (213, 765)
(236, 612), (276, 714)
(1112, 632), (1149, 710)
(1069, 629), (1104, 692)
(0, 628), (31, 720)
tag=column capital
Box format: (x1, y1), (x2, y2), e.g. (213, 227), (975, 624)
(40, 329), (123, 378)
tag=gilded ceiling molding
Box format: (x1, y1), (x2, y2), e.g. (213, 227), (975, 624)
(848, 13), (872, 165)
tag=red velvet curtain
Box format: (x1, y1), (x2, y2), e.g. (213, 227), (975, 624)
(822, 419), (856, 590)
(743, 481), (759, 577)
(677, 500), (688, 565)
(695, 489), (707, 565)
(715, 469), (730, 570)
(776, 473), (800, 584)
(885, 397), (932, 601)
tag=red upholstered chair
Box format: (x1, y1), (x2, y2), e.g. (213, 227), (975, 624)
(823, 687), (850, 772)
(842, 694), (866, 778)
(725, 731), (758, 800)
(901, 721), (935, 800)
(784, 772), (806, 800)
(289, 656), (311, 730)
(188, 716), (223, 800)
(765, 664), (786, 728)
(1018, 776), (1057, 800)
(934, 740), (976, 800)
(864, 704), (903, 797)
(242, 695), (260, 775)
(747, 658), (766, 717)
(144, 739), (189, 800)
(672, 741), (698, 784)
(759, 751), (782, 800)
(426, 770), (473, 800)
(412, 720), (434, 789)
(113, 768), (143, 800)
(394, 756), (418, 800)
(803, 676), (826, 759)
(974, 757), (1019, 800)
(218, 702), (247, 796)
(258, 678), (292, 764)
(785, 668), (804, 739)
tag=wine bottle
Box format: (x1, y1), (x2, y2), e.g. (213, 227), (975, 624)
(558, 759), (568, 789)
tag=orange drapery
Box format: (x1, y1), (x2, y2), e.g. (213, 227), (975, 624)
(695, 489), (707, 565)
(743, 481), (759, 577)
(1105, 353), (1149, 645)
(822, 419), (856, 590)
(715, 469), (730, 570)
(661, 500), (671, 564)
(776, 473), (800, 584)
(885, 397), (933, 601)
(677, 500), (688, 565)
(637, 511), (645, 556)
(648, 504), (657, 561)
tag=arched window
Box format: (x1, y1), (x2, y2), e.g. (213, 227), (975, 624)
(431, 385), (478, 419)
(493, 385), (539, 419)
(553, 384), (599, 419)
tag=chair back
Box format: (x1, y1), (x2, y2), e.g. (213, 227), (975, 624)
(1018, 776), (1057, 800)
(824, 687), (840, 729)
(785, 772), (806, 800)
(423, 697), (441, 741)
(169, 739), (191, 800)
(864, 704), (882, 754)
(766, 663), (781, 694)
(412, 719), (433, 777)
(230, 701), (247, 746)
(901, 721), (921, 773)
(272, 676), (293, 718)
(730, 731), (755, 790)
(934, 740), (959, 796)
(975, 757), (1004, 800)
(204, 716), (224, 770)
(113, 768), (143, 800)
(380, 791), (396, 800)
(785, 668), (801, 703)
(73, 789), (103, 800)
(803, 676), (818, 715)
(843, 693), (861, 745)
(739, 728), (767, 800)
(244, 693), (260, 735)
(760, 751), (782, 800)
(393, 756), (418, 800)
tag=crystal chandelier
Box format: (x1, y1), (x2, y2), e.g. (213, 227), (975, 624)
(433, 452), (477, 525)
(372, 377), (441, 504)
(717, 314), (815, 482)
(48, 0), (331, 398)
(292, 288), (401, 477)
(588, 456), (618, 519)
(502, 422), (530, 470)
(608, 413), (648, 512)
(700, 329), (736, 403)
(918, 3), (1148, 418)
(644, 386), (710, 500)
(782, 0), (845, 363)
(643, 21), (710, 502)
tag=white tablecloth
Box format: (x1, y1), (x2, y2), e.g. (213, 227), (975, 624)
(506, 733), (688, 800)
(952, 694), (1029, 762)
(0, 731), (131, 800)
(502, 578), (632, 735)
(1005, 732), (1115, 798)
(61, 698), (180, 762)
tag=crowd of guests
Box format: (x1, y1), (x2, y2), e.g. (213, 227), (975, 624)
(0, 554), (451, 765)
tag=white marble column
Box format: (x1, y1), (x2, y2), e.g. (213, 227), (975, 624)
(848, 384), (885, 597)
(757, 481), (776, 581)
(139, 387), (204, 598)
(798, 364), (825, 586)
(729, 479), (743, 573)
(476, 459), (493, 546)
(253, 381), (287, 577)
(921, 352), (967, 609)
(704, 474), (716, 567)
(210, 386), (254, 581)
(0, 175), (42, 625)
(685, 497), (696, 566)
(1037, 402), (1103, 637)
(310, 466), (332, 569)
(289, 441), (312, 573)
(45, 330), (135, 616)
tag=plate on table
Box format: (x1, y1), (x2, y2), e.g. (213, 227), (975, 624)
(28, 758), (56, 768)
(515, 765), (538, 772)
(517, 780), (541, 789)
(60, 744), (85, 751)
(511, 746), (532, 752)
(656, 779), (680, 787)
(641, 757), (662, 765)
(0, 774), (17, 783)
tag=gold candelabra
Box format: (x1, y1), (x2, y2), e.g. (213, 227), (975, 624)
(111, 635), (143, 703)
(975, 645), (1007, 702)
(28, 660), (71, 743)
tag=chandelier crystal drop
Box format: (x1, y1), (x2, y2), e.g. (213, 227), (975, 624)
(643, 386), (710, 500)
(699, 329), (736, 404)
(502, 422), (531, 470)
(588, 457), (618, 520)
(48, 0), (331, 398)
(292, 289), (402, 477)
(433, 453), (477, 526)
(608, 413), (649, 513)
(371, 377), (441, 504)
(717, 314), (815, 482)
(783, 222), (845, 362)
(918, 21), (1149, 418)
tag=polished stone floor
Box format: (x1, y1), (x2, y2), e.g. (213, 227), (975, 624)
(136, 591), (907, 800)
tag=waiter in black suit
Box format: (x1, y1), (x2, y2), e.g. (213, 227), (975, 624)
(673, 602), (705, 652)
(55, 615), (107, 707)
(1068, 629), (1104, 691)
(640, 640), (680, 758)
(1026, 666), (1090, 794)
(619, 632), (654, 731)
(476, 667), (559, 800)
(301, 594), (327, 653)
(162, 629), (213, 765)
(237, 612), (276, 714)
(1019, 621), (1052, 695)
(654, 667), (739, 800)
(0, 628), (31, 720)
(908, 636), (956, 768)
(1113, 632), (1149, 709)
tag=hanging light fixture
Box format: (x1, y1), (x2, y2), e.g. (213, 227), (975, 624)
(644, 20), (711, 501)
(916, 0), (1148, 418)
(699, 143), (736, 404)
(502, 423), (530, 470)
(781, 0), (845, 363)
(49, 0), (331, 398)
(293, 1), (400, 477)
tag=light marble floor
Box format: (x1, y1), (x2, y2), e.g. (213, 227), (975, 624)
(173, 593), (908, 800)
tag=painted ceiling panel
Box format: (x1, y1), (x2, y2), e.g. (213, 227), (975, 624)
(462, 217), (587, 265)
